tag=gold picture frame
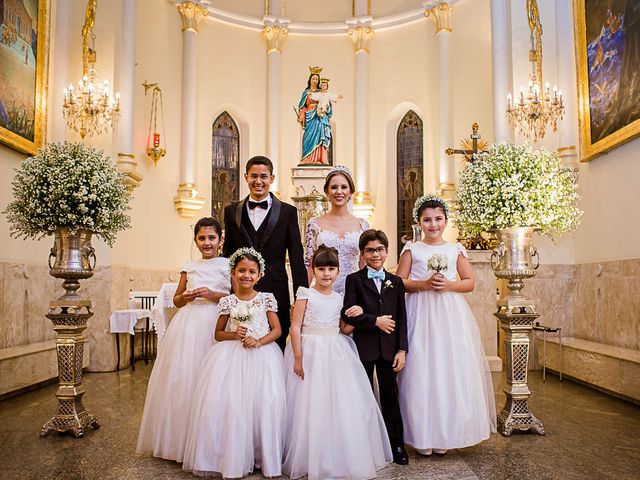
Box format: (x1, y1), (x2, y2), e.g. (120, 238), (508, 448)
(574, 0), (640, 161)
(0, 0), (50, 155)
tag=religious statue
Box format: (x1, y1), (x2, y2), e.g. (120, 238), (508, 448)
(527, 0), (543, 84)
(296, 66), (341, 165)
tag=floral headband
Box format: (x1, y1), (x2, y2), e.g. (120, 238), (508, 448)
(412, 194), (449, 222)
(229, 247), (266, 276)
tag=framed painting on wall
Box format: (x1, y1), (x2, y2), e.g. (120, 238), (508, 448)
(0, 0), (50, 155)
(574, 0), (640, 161)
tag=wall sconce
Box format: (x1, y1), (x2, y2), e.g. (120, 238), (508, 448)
(143, 81), (166, 164)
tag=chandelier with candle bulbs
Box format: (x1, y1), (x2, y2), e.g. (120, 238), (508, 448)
(62, 0), (120, 139)
(506, 0), (564, 143)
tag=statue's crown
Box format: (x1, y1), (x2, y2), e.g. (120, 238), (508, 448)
(320, 77), (330, 83)
(308, 65), (323, 75)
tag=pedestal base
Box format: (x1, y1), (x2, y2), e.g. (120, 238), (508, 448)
(497, 396), (545, 436)
(40, 395), (100, 437)
(174, 183), (206, 217)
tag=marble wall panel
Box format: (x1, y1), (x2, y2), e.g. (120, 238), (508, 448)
(467, 253), (499, 359)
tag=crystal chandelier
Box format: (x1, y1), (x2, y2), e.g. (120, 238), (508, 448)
(506, 0), (564, 143)
(62, 0), (120, 138)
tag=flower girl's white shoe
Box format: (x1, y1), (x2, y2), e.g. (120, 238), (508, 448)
(433, 449), (448, 455)
(416, 448), (433, 456)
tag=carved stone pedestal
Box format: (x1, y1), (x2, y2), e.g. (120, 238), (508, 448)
(40, 299), (100, 437)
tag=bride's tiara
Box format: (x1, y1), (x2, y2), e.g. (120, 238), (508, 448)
(328, 165), (353, 178)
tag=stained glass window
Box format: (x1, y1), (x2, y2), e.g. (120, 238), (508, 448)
(211, 112), (239, 226)
(396, 110), (424, 257)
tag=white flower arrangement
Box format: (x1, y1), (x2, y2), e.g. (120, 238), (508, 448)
(3, 142), (131, 247)
(383, 279), (394, 290)
(427, 253), (448, 274)
(453, 142), (582, 238)
(229, 300), (256, 337)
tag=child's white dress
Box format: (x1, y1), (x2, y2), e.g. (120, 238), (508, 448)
(183, 292), (286, 478)
(136, 257), (230, 462)
(398, 242), (496, 450)
(283, 287), (392, 480)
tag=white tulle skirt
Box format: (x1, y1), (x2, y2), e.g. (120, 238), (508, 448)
(398, 291), (496, 450)
(283, 330), (392, 480)
(183, 340), (286, 478)
(136, 301), (218, 462)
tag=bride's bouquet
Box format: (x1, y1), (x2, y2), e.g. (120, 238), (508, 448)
(427, 254), (448, 275)
(229, 301), (254, 337)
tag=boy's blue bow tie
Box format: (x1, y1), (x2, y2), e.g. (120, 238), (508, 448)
(367, 270), (385, 281)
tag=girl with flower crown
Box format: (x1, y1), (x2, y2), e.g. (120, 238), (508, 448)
(304, 166), (369, 293)
(395, 195), (496, 455)
(137, 217), (230, 463)
(183, 248), (286, 478)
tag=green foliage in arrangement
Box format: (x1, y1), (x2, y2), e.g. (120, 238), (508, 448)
(4, 141), (131, 247)
(453, 142), (582, 238)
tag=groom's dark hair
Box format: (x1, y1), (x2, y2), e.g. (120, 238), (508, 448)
(245, 155), (274, 174)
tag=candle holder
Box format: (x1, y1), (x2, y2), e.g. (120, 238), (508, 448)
(143, 81), (166, 164)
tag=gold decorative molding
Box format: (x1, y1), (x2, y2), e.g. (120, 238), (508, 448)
(436, 181), (455, 201)
(262, 25), (289, 53)
(425, 2), (453, 33)
(117, 153), (143, 189)
(347, 26), (374, 54)
(177, 1), (208, 33)
(174, 183), (206, 217)
(556, 145), (579, 172)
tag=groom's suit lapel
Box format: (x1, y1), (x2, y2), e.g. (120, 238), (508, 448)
(234, 197), (254, 247)
(257, 193), (281, 250)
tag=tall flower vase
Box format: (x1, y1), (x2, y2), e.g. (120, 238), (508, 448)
(40, 228), (100, 437)
(490, 227), (545, 435)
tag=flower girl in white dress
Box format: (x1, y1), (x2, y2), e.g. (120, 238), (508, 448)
(396, 195), (496, 454)
(137, 217), (230, 462)
(283, 245), (392, 480)
(183, 248), (285, 478)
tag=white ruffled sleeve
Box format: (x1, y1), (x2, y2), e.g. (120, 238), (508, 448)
(400, 241), (413, 257)
(179, 261), (192, 273)
(217, 295), (232, 316)
(455, 242), (469, 258)
(263, 293), (278, 313)
(296, 286), (310, 300)
(304, 218), (320, 269)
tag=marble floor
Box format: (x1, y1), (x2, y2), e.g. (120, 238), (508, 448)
(0, 364), (639, 480)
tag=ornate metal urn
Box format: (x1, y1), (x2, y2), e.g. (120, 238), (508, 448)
(41, 228), (100, 437)
(490, 227), (545, 435)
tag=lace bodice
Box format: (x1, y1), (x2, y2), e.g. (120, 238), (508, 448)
(218, 292), (278, 339)
(401, 241), (468, 281)
(304, 217), (369, 293)
(181, 257), (231, 303)
(296, 287), (343, 329)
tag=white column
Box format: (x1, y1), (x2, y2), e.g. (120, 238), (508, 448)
(116, 0), (142, 187)
(347, 11), (374, 221)
(262, 11), (289, 195)
(174, 1), (207, 217)
(425, 2), (455, 200)
(555, 0), (579, 170)
(491, 0), (514, 143)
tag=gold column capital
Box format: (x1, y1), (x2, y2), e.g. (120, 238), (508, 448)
(425, 2), (453, 34)
(347, 25), (374, 54)
(174, 183), (206, 217)
(352, 191), (375, 222)
(262, 24), (289, 53)
(177, 1), (208, 34)
(436, 181), (455, 201)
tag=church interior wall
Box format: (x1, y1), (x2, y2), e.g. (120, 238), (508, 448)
(1, 0), (639, 395)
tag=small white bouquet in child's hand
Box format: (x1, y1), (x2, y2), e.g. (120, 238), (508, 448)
(427, 253), (448, 275)
(230, 301), (254, 337)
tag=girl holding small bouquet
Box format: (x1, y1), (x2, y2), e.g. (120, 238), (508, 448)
(137, 217), (230, 462)
(396, 195), (496, 455)
(283, 245), (392, 480)
(183, 248), (285, 479)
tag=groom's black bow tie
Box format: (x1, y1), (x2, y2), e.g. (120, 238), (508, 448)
(248, 200), (269, 210)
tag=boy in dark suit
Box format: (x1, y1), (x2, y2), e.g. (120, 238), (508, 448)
(222, 156), (308, 350)
(341, 229), (409, 465)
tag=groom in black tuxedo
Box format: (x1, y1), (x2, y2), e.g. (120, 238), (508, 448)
(341, 229), (409, 465)
(222, 156), (308, 350)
